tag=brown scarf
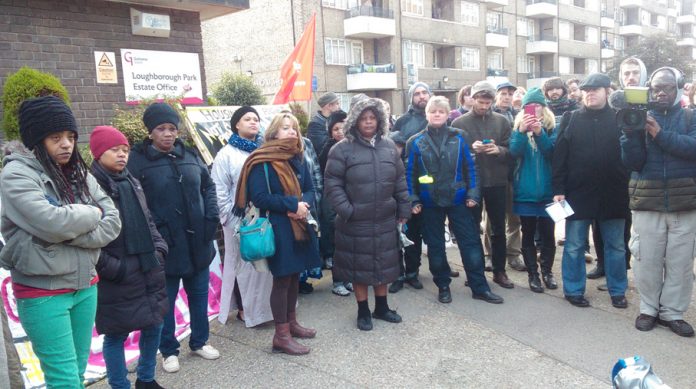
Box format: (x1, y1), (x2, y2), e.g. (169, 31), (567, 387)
(235, 138), (308, 241)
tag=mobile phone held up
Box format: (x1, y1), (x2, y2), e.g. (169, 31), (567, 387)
(482, 139), (492, 145)
(524, 105), (537, 118)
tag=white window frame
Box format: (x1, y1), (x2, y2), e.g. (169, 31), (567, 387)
(462, 47), (480, 71)
(325, 38), (364, 66)
(335, 93), (353, 112)
(587, 58), (599, 73)
(402, 40), (425, 67)
(487, 12), (502, 31)
(402, 0), (424, 16)
(559, 56), (571, 75)
(487, 50), (503, 70)
(615, 35), (625, 50)
(461, 1), (480, 26)
(321, 0), (359, 9)
(517, 17), (530, 36)
(517, 55), (529, 73)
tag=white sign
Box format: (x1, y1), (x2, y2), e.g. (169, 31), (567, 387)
(94, 51), (117, 84)
(120, 49), (203, 104)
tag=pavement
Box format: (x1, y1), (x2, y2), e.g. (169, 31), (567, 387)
(90, 242), (696, 389)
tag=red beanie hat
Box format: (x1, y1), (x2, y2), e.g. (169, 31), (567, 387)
(89, 126), (129, 160)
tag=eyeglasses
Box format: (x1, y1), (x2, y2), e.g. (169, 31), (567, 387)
(651, 85), (676, 94)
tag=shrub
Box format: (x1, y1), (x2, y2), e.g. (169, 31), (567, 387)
(289, 102), (309, 136)
(211, 72), (266, 106)
(1, 67), (71, 140)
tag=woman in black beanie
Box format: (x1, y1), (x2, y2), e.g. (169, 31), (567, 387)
(0, 95), (121, 387)
(127, 102), (220, 374)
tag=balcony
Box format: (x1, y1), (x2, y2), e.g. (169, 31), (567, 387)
(346, 63), (397, 91)
(487, 68), (509, 77)
(526, 0), (558, 18)
(677, 37), (696, 46)
(619, 23), (644, 35)
(600, 11), (615, 28)
(343, 6), (396, 39)
(526, 35), (558, 54)
(677, 14), (696, 24)
(526, 71), (559, 88)
(482, 0), (509, 8)
(601, 47), (615, 57)
(485, 27), (509, 48)
(618, 0), (641, 7)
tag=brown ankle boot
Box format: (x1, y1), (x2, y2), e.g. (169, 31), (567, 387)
(272, 323), (310, 355)
(288, 311), (316, 339)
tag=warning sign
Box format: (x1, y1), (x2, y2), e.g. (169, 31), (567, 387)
(94, 51), (118, 84)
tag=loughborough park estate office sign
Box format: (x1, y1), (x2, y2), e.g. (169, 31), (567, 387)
(121, 49), (204, 104)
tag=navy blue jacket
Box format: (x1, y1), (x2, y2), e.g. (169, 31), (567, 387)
(406, 126), (480, 207)
(247, 158), (321, 277)
(307, 112), (329, 156)
(128, 139), (219, 277)
(621, 105), (696, 212)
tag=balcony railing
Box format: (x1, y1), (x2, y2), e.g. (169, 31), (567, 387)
(528, 71), (559, 79)
(346, 6), (394, 19)
(526, 0), (558, 4)
(346, 63), (395, 74)
(486, 26), (509, 34)
(528, 34), (558, 42)
(487, 68), (509, 76)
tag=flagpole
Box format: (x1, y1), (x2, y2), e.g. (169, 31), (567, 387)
(289, 0), (296, 46)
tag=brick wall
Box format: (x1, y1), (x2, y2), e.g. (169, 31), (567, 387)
(0, 0), (207, 139)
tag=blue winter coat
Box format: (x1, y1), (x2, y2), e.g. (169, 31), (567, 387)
(621, 105), (696, 212)
(127, 139), (219, 278)
(510, 127), (556, 205)
(247, 157), (321, 277)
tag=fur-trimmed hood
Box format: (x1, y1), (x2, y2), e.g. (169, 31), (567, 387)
(344, 98), (390, 142)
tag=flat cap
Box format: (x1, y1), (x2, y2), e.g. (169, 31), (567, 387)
(579, 73), (611, 90)
(496, 81), (517, 91)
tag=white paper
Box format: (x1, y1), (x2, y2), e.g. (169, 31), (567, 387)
(545, 200), (575, 223)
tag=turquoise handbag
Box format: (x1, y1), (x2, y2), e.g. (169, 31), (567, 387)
(238, 163), (276, 262)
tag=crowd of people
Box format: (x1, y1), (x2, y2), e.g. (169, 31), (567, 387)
(1, 55), (696, 388)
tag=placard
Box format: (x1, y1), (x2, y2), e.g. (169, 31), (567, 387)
(94, 51), (118, 84)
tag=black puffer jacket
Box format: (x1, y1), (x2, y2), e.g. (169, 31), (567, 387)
(324, 98), (411, 285)
(91, 164), (168, 335)
(552, 105), (629, 220)
(127, 139), (219, 277)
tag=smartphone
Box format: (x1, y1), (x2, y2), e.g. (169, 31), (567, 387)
(524, 105), (537, 118)
(482, 139), (492, 144)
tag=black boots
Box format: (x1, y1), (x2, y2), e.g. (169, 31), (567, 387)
(539, 247), (558, 289)
(587, 259), (605, 279)
(521, 247), (543, 293)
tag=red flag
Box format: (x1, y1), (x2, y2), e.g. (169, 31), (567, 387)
(273, 13), (316, 104)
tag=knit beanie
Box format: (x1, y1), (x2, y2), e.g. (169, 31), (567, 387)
(326, 110), (347, 136)
(89, 126), (129, 161)
(230, 106), (260, 134)
(522, 88), (546, 107)
(317, 92), (339, 108)
(408, 82), (432, 104)
(18, 95), (78, 150)
(142, 103), (180, 133)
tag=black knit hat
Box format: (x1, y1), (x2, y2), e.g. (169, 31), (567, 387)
(18, 95), (78, 150)
(143, 103), (180, 133)
(230, 106), (259, 134)
(326, 110), (347, 136)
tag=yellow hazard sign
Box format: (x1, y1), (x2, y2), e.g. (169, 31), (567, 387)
(94, 51), (118, 84)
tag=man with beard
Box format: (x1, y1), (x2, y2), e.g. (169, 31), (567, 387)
(543, 77), (578, 120)
(621, 67), (696, 337)
(566, 78), (582, 103)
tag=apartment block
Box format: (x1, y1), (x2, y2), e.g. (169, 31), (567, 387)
(203, 0), (695, 114)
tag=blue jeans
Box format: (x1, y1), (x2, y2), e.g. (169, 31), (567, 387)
(421, 204), (490, 294)
(160, 268), (210, 357)
(103, 323), (163, 389)
(562, 219), (628, 297)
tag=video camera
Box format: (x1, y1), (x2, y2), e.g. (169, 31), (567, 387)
(610, 87), (657, 131)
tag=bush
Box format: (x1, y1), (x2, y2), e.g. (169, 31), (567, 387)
(211, 72), (266, 106)
(289, 102), (309, 136)
(110, 97), (193, 148)
(1, 67), (71, 140)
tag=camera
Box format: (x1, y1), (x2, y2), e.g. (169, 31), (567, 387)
(615, 87), (653, 131)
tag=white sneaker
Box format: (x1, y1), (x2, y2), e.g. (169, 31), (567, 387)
(192, 344), (220, 360)
(332, 283), (350, 296)
(162, 355), (180, 373)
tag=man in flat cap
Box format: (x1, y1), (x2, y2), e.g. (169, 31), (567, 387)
(307, 92), (341, 156)
(552, 73), (629, 309)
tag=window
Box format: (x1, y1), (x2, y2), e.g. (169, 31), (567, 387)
(487, 12), (502, 31)
(487, 50), (503, 70)
(461, 1), (479, 26)
(559, 56), (571, 74)
(325, 38), (363, 65)
(517, 55), (534, 73)
(614, 36), (625, 50)
(322, 0), (359, 9)
(517, 17), (534, 36)
(559, 21), (571, 40)
(402, 0), (424, 15)
(586, 26), (598, 43)
(335, 93), (354, 112)
(461, 47), (480, 70)
(402, 40), (425, 67)
(587, 59), (599, 73)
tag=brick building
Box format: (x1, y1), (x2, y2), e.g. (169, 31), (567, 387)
(0, 0), (248, 138)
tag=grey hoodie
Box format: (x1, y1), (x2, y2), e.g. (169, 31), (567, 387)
(0, 151), (121, 290)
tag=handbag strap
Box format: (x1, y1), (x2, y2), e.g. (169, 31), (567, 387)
(263, 163), (271, 194)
